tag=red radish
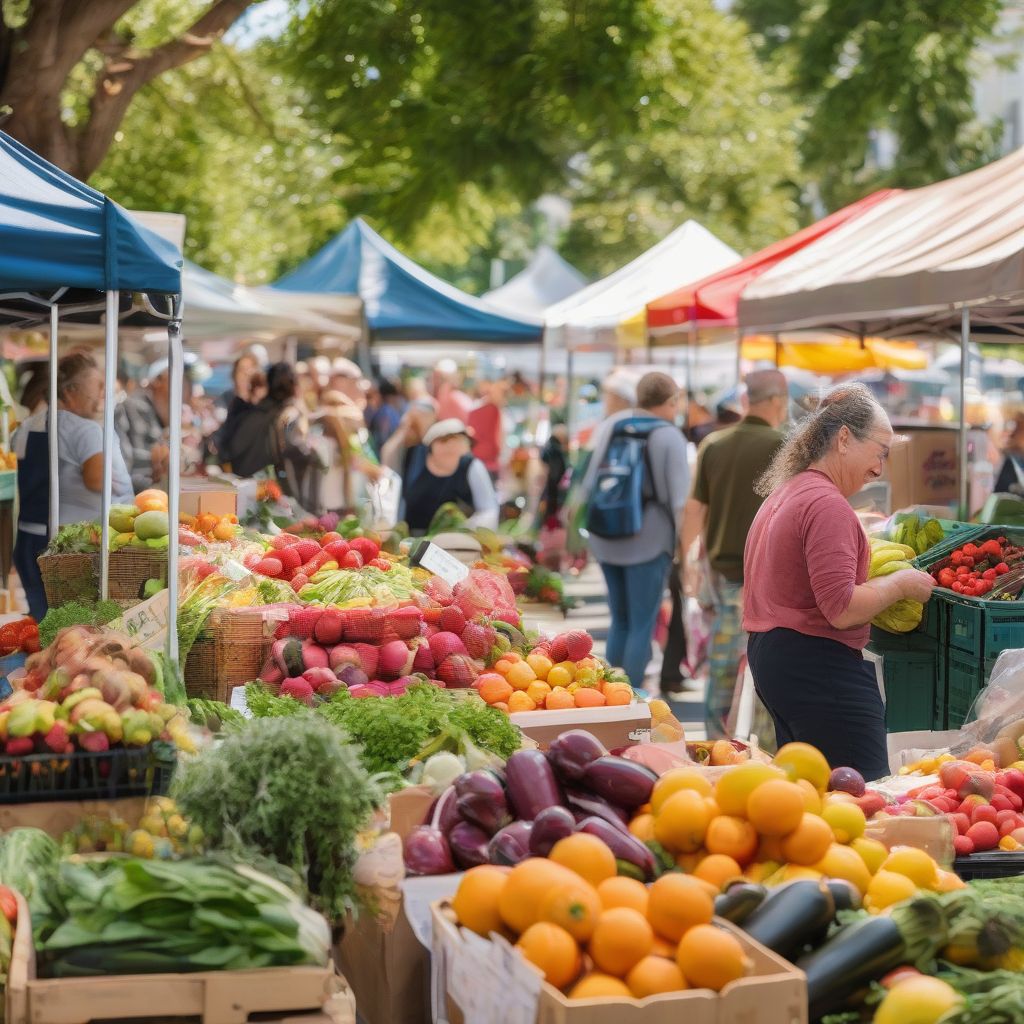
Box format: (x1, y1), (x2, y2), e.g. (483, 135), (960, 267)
(302, 666), (337, 688)
(1011, 827), (1024, 845)
(343, 609), (388, 644)
(972, 804), (999, 826)
(320, 532), (343, 546)
(437, 653), (478, 688)
(991, 793), (1013, 812)
(386, 606), (423, 640)
(950, 812), (970, 835)
(412, 640), (435, 673)
(350, 536), (380, 562)
(342, 550), (364, 569)
(261, 662), (285, 685)
(1000, 817), (1022, 837)
(378, 640), (414, 680)
(439, 606), (467, 635)
(352, 643), (380, 678)
(277, 546), (303, 572)
(329, 645), (361, 672)
(966, 821), (999, 851)
(953, 834), (975, 856)
(280, 677), (315, 706)
(429, 631), (467, 661)
(255, 557), (284, 578)
(295, 539), (320, 562)
(314, 609), (346, 646)
(301, 641), (330, 670)
(325, 540), (350, 561)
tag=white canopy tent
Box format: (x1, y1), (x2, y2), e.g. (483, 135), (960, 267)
(738, 146), (1024, 514)
(483, 245), (588, 317)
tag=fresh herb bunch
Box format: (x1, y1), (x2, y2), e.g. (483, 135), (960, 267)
(244, 681), (521, 783)
(38, 599), (121, 648)
(45, 522), (100, 554)
(172, 715), (384, 918)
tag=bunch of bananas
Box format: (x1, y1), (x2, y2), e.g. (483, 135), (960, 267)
(869, 537), (925, 633)
(890, 514), (945, 556)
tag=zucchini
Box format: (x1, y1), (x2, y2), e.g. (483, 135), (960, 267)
(741, 880), (835, 959)
(714, 882), (768, 924)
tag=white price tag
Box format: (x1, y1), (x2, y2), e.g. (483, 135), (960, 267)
(111, 590), (169, 649)
(220, 559), (251, 582)
(229, 685), (253, 719)
(416, 542), (470, 585)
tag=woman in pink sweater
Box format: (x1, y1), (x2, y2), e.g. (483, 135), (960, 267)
(743, 384), (935, 780)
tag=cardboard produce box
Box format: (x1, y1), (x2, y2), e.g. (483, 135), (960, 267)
(511, 703), (651, 751)
(180, 477), (238, 518)
(432, 902), (807, 1024)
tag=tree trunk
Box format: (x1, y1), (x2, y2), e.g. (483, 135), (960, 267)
(0, 0), (257, 179)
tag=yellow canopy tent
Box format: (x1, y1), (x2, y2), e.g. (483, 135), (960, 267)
(740, 336), (927, 373)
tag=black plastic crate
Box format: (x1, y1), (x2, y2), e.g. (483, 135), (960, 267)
(953, 852), (1024, 880)
(0, 742), (176, 804)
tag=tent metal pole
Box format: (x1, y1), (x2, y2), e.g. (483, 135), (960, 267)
(48, 305), (59, 538)
(99, 290), (118, 601)
(166, 299), (184, 663)
(735, 330), (744, 387)
(959, 306), (970, 519)
(565, 348), (574, 440)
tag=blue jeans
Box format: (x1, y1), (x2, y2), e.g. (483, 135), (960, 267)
(600, 553), (672, 688)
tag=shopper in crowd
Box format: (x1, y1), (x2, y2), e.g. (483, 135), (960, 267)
(744, 383), (935, 780)
(381, 398), (437, 480)
(468, 378), (505, 481)
(18, 362), (49, 416)
(994, 417), (1024, 494)
(209, 354), (267, 462)
(432, 359), (473, 423)
(400, 418), (499, 534)
(540, 420), (569, 521)
(580, 372), (689, 690)
(115, 358), (192, 492)
(14, 353), (133, 620)
(367, 377), (406, 453)
(328, 357), (369, 413)
(682, 369), (789, 741)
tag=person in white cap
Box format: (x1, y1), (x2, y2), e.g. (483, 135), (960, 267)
(400, 418), (498, 534)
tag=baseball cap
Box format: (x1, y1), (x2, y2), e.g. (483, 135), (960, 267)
(602, 370), (637, 405)
(423, 418), (474, 447)
(147, 353), (197, 380)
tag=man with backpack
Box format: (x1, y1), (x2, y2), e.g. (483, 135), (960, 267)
(581, 371), (689, 690)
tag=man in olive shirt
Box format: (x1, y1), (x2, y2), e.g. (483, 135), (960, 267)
(681, 370), (789, 739)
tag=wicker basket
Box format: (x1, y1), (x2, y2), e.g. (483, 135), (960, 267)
(184, 607), (273, 703)
(38, 553), (98, 607)
(107, 548), (167, 602)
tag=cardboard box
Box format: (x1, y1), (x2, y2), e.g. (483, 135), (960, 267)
(511, 703), (652, 751)
(180, 477), (238, 518)
(0, 797), (150, 838)
(432, 902), (807, 1024)
(388, 785), (436, 843)
(882, 427), (959, 512)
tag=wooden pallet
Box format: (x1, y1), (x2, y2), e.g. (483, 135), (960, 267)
(6, 892), (343, 1024)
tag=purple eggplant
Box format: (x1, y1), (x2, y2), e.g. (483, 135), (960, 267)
(547, 730), (608, 782)
(564, 786), (630, 831)
(488, 820), (534, 866)
(449, 821), (492, 869)
(582, 756), (657, 810)
(575, 816), (656, 880)
(404, 825), (456, 875)
(428, 785), (463, 836)
(529, 805), (577, 857)
(505, 749), (563, 821)
(454, 770), (511, 836)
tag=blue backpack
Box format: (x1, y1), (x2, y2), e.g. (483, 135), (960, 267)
(585, 416), (670, 539)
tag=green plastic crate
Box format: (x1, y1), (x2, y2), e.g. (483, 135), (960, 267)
(878, 647), (936, 733)
(947, 648), (986, 729)
(934, 655), (947, 730)
(911, 523), (987, 571)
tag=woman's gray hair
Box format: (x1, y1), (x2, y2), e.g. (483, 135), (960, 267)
(755, 382), (885, 497)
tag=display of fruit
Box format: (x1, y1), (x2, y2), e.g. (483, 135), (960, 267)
(178, 510), (241, 545)
(868, 537), (925, 633)
(886, 514), (945, 557)
(2, 625), (194, 755)
(62, 796), (204, 859)
(0, 616), (39, 655)
(475, 634), (633, 714)
(929, 536), (1024, 599)
(244, 531), (390, 587)
(108, 490), (174, 551)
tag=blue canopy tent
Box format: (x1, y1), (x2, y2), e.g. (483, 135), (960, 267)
(0, 131), (183, 650)
(273, 217), (542, 344)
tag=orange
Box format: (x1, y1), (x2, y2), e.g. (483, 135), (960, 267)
(650, 934), (677, 960)
(546, 665), (573, 689)
(526, 652), (554, 679)
(507, 661), (538, 691)
(499, 858), (581, 934)
(651, 768), (713, 813)
(865, 869), (918, 911)
(796, 778), (823, 814)
(628, 813), (655, 843)
(626, 956), (688, 998)
(477, 675), (513, 706)
(676, 924), (750, 991)
(212, 519), (235, 541)
(568, 973), (632, 1000)
(546, 686), (575, 710)
(195, 512), (218, 534)
(850, 836), (889, 875)
(538, 881), (602, 942)
(451, 865), (510, 937)
(880, 847), (939, 889)
(676, 852), (702, 873)
(645, 874), (713, 942)
(773, 742), (831, 791)
(554, 660), (577, 681)
(812, 843), (872, 895)
(821, 801), (867, 844)
(573, 687), (606, 709)
(693, 854), (743, 890)
(746, 780), (806, 837)
(653, 790), (712, 854)
(779, 813), (834, 866)
(526, 680), (552, 707)
(507, 691), (537, 713)
(588, 907), (653, 976)
(933, 869), (967, 893)
(549, 833), (617, 887)
(517, 922), (581, 989)
(704, 815), (759, 867)
(604, 683), (633, 706)
(714, 762), (786, 817)
(493, 658), (517, 678)
(597, 876), (649, 916)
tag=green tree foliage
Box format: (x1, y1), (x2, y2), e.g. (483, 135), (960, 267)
(735, 0), (1008, 208)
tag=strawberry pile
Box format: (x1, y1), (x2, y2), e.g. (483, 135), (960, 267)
(243, 533), (389, 592)
(931, 537), (1024, 598)
(0, 617), (39, 656)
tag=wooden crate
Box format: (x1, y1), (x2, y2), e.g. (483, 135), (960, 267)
(6, 892), (341, 1024)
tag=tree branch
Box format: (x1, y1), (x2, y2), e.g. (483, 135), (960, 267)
(74, 0), (258, 177)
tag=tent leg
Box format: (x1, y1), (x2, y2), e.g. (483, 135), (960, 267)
(48, 305), (60, 538)
(166, 302), (184, 663)
(960, 306), (970, 519)
(735, 331), (743, 387)
(99, 291), (119, 601)
(565, 349), (575, 440)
